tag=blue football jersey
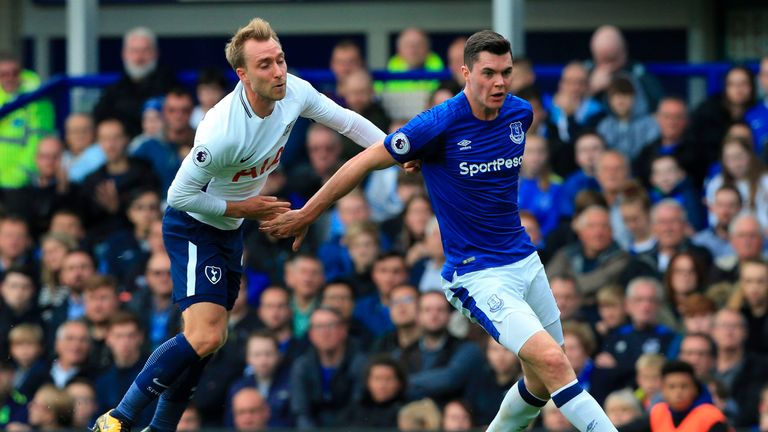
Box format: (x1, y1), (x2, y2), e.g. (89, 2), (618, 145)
(384, 92), (536, 280)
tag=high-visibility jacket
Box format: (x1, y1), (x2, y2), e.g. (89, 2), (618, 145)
(650, 401), (726, 432)
(375, 52), (445, 94)
(0, 69), (55, 188)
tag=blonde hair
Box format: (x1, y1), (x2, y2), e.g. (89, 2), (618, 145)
(635, 353), (665, 372)
(225, 18), (280, 70)
(33, 384), (75, 427)
(398, 398), (442, 431)
(9, 324), (44, 346)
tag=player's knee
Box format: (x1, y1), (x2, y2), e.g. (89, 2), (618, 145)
(535, 346), (570, 375)
(185, 328), (226, 356)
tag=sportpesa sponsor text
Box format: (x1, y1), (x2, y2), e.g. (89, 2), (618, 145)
(458, 156), (523, 177)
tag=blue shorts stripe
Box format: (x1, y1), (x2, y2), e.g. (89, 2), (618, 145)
(449, 286), (500, 342)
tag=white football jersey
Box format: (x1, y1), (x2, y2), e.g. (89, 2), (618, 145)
(167, 73), (385, 230)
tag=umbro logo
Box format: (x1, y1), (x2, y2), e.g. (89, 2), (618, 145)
(457, 139), (472, 150)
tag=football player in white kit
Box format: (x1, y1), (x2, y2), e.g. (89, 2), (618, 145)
(93, 17), (387, 432)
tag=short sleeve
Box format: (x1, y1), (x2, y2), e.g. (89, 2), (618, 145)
(383, 106), (447, 163)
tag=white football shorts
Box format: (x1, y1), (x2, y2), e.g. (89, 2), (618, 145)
(442, 251), (563, 354)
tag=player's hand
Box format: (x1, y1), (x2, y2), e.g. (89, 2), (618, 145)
(594, 351), (617, 368)
(228, 195), (291, 220)
(402, 160), (421, 173)
(259, 209), (310, 252)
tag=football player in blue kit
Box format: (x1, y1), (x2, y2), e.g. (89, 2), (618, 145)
(262, 30), (618, 432)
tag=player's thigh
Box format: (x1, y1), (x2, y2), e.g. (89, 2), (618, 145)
(522, 254), (564, 346)
(442, 264), (544, 355)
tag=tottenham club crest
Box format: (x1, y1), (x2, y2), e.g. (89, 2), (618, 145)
(391, 132), (410, 155)
(193, 146), (212, 168)
(487, 294), (504, 313)
(205, 266), (222, 285)
(509, 121), (524, 144)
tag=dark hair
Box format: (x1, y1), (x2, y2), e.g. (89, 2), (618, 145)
(247, 328), (280, 350)
(2, 265), (36, 287)
(364, 354), (407, 396)
(464, 30), (511, 70)
(321, 279), (356, 301)
(661, 359), (697, 380)
(724, 65), (756, 107)
(165, 86), (195, 102)
(196, 68), (228, 90)
(664, 252), (706, 311)
(107, 311), (143, 333)
(515, 85), (541, 104)
(374, 251), (406, 265)
(96, 117), (127, 135)
(607, 75), (635, 96)
(619, 180), (651, 213)
(682, 333), (716, 359)
(83, 274), (119, 294)
(721, 135), (765, 210)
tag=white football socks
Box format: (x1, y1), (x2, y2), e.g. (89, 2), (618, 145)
(487, 378), (547, 432)
(552, 379), (618, 432)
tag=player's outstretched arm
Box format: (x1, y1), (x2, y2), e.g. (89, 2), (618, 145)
(260, 141), (396, 250)
(224, 195), (291, 220)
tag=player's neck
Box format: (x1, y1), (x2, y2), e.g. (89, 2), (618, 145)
(465, 90), (501, 121)
(245, 86), (276, 118)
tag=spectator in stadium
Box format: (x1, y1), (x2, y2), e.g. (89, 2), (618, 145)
(48, 209), (87, 247)
(411, 217), (444, 293)
(382, 27), (444, 94)
(520, 211), (544, 253)
(0, 268), (42, 361)
(318, 189), (374, 278)
(586, 25), (664, 116)
(256, 286), (307, 365)
(375, 169), (426, 233)
(97, 189), (160, 288)
(441, 399), (474, 431)
(602, 389), (642, 427)
(231, 387), (271, 432)
(746, 56), (768, 156)
(353, 252), (409, 337)
(677, 332), (716, 380)
(396, 290), (483, 405)
(550, 275), (584, 322)
(130, 88), (195, 196)
(176, 405), (201, 432)
(706, 135), (768, 229)
(711, 214), (765, 284)
(191, 68), (228, 129)
(0, 51), (55, 190)
(464, 336), (521, 426)
(692, 185), (741, 260)
(37, 233), (78, 310)
(319, 280), (372, 347)
(370, 283), (421, 354)
(679, 294), (717, 335)
(648, 155), (706, 231)
(286, 124), (344, 210)
(93, 27), (178, 138)
(81, 118), (160, 240)
(597, 76), (660, 161)
(83, 275), (124, 372)
(595, 150), (633, 248)
(329, 39), (365, 100)
(126, 98), (163, 152)
(558, 132), (604, 218)
(597, 277), (677, 388)
(519, 134), (563, 237)
(444, 36), (467, 88)
(0, 216), (33, 280)
(397, 399), (441, 431)
(390, 194), (432, 266)
(43, 250), (96, 342)
(336, 355), (407, 428)
(711, 308), (768, 427)
(127, 251), (180, 351)
(634, 199), (713, 278)
(562, 321), (598, 391)
(517, 86), (562, 149)
(65, 378), (99, 429)
(49, 319), (92, 388)
(284, 253), (325, 338)
(621, 360), (728, 432)
(28, 384), (75, 430)
(727, 258), (768, 354)
(546, 205), (630, 301)
(290, 306), (366, 428)
(594, 285), (628, 341)
(94, 312), (153, 427)
(633, 97), (697, 187)
(546, 61), (603, 154)
(336, 224), (381, 297)
(511, 57), (536, 94)
(62, 112), (105, 183)
(539, 400), (574, 432)
(0, 358), (28, 430)
(633, 353), (665, 410)
(2, 137), (81, 239)
(687, 65), (757, 173)
(226, 330), (293, 428)
(338, 70), (391, 160)
(618, 181), (655, 255)
(663, 251), (707, 322)
(9, 324), (49, 400)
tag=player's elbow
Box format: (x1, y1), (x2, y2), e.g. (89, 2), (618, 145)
(166, 187), (187, 211)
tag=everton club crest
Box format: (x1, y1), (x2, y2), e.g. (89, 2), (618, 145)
(509, 121), (524, 144)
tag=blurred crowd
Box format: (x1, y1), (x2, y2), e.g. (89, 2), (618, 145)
(0, 22), (767, 432)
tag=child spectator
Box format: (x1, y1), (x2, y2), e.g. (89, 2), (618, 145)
(337, 355), (407, 428)
(597, 76), (660, 161)
(190, 68), (228, 129)
(603, 388), (643, 427)
(559, 132), (605, 218)
(442, 399), (474, 431)
(397, 398), (441, 431)
(649, 155), (706, 230)
(634, 353), (665, 410)
(594, 284), (628, 340)
(8, 324), (48, 400)
(519, 134), (563, 236)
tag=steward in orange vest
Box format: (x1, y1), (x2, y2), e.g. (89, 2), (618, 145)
(619, 360), (731, 432)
